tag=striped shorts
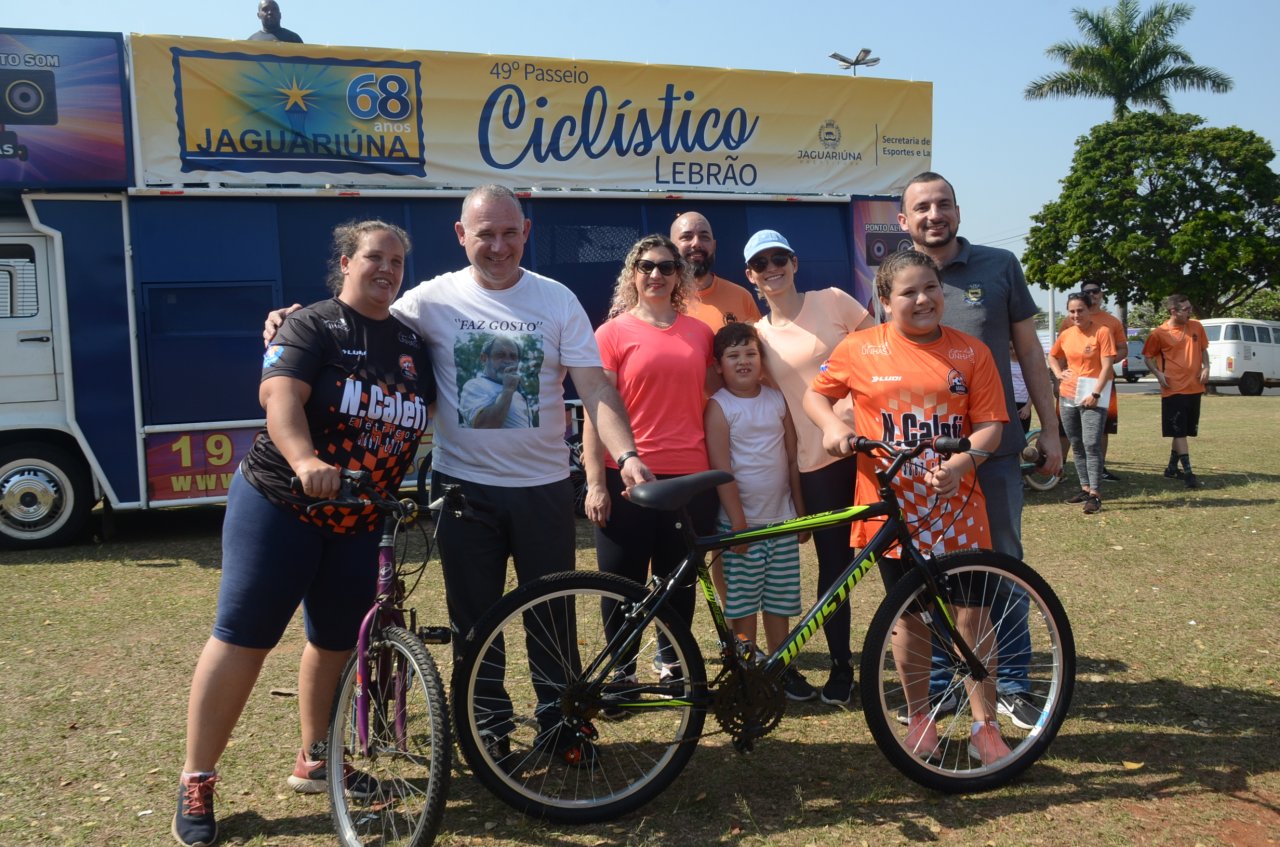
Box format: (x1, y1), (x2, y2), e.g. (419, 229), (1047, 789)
(719, 521), (802, 619)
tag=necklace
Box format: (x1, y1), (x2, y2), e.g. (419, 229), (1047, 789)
(630, 308), (675, 329)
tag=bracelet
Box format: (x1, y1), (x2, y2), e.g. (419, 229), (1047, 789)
(615, 450), (639, 468)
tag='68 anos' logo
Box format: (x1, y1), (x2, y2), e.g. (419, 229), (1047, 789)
(347, 73), (413, 122)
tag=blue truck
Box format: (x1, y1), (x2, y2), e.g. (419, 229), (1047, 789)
(0, 28), (917, 549)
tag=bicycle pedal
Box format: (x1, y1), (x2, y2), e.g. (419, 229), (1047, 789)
(418, 626), (451, 644)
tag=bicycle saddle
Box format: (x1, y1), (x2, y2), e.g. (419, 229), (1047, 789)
(628, 470), (733, 512)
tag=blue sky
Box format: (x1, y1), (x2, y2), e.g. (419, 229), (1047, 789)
(9, 0), (1276, 310)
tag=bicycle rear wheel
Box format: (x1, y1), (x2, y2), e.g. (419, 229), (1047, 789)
(860, 551), (1074, 793)
(329, 626), (449, 847)
(452, 571), (707, 823)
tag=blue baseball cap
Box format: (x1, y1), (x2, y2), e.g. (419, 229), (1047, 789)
(743, 229), (793, 262)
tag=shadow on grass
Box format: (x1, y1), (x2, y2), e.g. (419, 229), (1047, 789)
(215, 809), (334, 842)
(432, 653), (1280, 845)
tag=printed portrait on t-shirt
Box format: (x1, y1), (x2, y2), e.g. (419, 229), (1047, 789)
(455, 331), (544, 428)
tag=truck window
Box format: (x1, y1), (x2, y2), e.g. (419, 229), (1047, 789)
(0, 245), (38, 319)
(1225, 324), (1240, 341)
(1258, 327), (1272, 343)
(1242, 325), (1257, 342)
(1205, 325), (1220, 341)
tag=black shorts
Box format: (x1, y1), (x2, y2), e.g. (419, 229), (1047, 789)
(1161, 393), (1202, 438)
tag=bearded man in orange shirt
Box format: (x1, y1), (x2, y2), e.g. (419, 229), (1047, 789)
(670, 211), (762, 329)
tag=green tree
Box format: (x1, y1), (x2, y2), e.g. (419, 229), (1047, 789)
(1025, 0), (1233, 119)
(1023, 112), (1280, 320)
(1225, 288), (1280, 321)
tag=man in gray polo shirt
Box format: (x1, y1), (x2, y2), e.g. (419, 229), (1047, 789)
(897, 171), (1062, 729)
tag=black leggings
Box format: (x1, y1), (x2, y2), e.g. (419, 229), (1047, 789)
(595, 466), (718, 670)
(800, 455), (857, 666)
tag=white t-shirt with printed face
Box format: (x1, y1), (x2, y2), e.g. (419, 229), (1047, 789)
(391, 267), (601, 487)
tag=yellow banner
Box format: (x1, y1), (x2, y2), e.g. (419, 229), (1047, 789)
(132, 35), (932, 195)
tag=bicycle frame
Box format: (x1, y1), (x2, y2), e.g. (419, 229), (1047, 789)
(352, 517), (414, 756)
(588, 442), (991, 705)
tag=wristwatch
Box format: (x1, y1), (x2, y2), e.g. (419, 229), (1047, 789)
(615, 450), (639, 468)
(1090, 392), (1101, 399)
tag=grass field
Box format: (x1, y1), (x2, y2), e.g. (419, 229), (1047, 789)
(1, 391), (1277, 847)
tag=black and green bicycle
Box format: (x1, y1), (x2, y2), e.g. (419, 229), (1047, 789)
(452, 435), (1075, 823)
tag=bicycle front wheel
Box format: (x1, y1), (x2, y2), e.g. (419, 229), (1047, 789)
(452, 571), (707, 823)
(329, 626), (450, 847)
(860, 551), (1075, 793)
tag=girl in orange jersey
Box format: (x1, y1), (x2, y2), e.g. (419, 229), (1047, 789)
(1049, 292), (1116, 514)
(803, 249), (1011, 765)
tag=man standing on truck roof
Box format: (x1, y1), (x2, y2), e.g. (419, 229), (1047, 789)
(671, 211), (762, 329)
(1142, 293), (1209, 489)
(1057, 282), (1127, 482)
(248, 0), (303, 43)
(265, 187), (652, 760)
(897, 171), (1063, 731)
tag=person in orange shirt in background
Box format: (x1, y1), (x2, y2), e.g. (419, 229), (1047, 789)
(1142, 294), (1210, 489)
(804, 249), (1011, 766)
(1049, 292), (1116, 514)
(1058, 282), (1127, 481)
(670, 212), (762, 330)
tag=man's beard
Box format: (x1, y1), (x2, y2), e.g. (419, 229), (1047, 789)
(689, 252), (715, 278)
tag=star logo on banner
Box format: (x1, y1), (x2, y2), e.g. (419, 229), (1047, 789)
(277, 77), (315, 111)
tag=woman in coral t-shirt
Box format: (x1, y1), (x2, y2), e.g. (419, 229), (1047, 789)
(803, 249), (1012, 766)
(1049, 292), (1116, 514)
(582, 233), (716, 684)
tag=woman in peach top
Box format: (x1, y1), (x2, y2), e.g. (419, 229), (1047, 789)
(745, 229), (875, 706)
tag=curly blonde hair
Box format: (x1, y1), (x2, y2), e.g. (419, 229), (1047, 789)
(606, 234), (694, 319)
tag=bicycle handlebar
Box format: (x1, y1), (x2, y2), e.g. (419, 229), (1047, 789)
(292, 469), (419, 521)
(850, 435), (972, 484)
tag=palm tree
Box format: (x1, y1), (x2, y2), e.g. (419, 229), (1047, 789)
(1025, 0), (1233, 119)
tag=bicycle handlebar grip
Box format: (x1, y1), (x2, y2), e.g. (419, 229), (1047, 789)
(932, 436), (971, 454)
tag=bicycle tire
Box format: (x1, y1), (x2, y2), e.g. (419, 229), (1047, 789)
(329, 626), (450, 847)
(1022, 428), (1061, 492)
(860, 550), (1074, 793)
(452, 571), (707, 823)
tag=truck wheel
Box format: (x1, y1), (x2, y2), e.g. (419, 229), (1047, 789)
(0, 442), (93, 549)
(1125, 375), (1139, 383)
(1238, 372), (1264, 396)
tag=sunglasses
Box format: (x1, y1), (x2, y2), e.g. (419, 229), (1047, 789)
(747, 252), (793, 272)
(635, 259), (678, 276)
(1081, 288), (1102, 296)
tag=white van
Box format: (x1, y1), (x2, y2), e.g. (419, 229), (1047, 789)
(1201, 318), (1280, 395)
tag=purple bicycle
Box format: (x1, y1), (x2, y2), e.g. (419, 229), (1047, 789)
(309, 468), (463, 847)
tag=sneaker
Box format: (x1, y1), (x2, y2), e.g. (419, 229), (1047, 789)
(287, 741), (378, 799)
(904, 713), (942, 761)
(1063, 490), (1090, 505)
(782, 666), (819, 702)
(820, 660), (854, 706)
(479, 729), (518, 774)
(1185, 472), (1199, 489)
(599, 672), (639, 721)
(968, 721), (1012, 764)
(1082, 495), (1102, 515)
(1164, 466), (1184, 479)
(895, 690), (959, 725)
(1101, 469), (1122, 482)
(653, 659), (682, 684)
(997, 692), (1041, 730)
(172, 772), (218, 847)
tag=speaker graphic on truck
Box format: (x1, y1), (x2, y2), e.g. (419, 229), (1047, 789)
(0, 69), (59, 125)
